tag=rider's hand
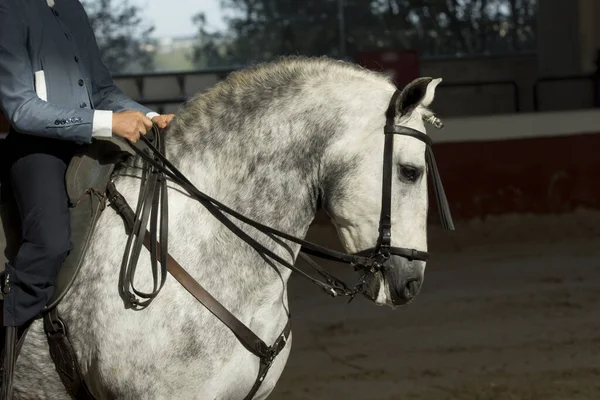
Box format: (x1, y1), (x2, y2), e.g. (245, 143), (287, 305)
(151, 114), (176, 129)
(112, 110), (153, 143)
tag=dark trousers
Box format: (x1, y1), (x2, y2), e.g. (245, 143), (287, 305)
(0, 132), (76, 327)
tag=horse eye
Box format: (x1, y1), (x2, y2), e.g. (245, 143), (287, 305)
(399, 165), (419, 182)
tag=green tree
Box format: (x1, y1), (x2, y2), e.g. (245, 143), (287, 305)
(190, 13), (238, 68)
(81, 0), (156, 74)
(191, 0), (536, 68)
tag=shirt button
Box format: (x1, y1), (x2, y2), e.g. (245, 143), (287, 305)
(80, 102), (87, 108)
(74, 56), (79, 63)
(78, 79), (84, 86)
(54, 119), (60, 125)
(53, 10), (59, 17)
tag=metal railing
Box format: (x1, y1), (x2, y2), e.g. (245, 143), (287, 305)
(129, 80), (522, 116)
(114, 69), (598, 115)
(111, 68), (523, 116)
(440, 80), (521, 113)
(112, 66), (239, 113)
(532, 74), (596, 111)
(2, 71), (599, 138)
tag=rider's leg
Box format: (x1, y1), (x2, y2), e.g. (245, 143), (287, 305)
(1, 133), (75, 399)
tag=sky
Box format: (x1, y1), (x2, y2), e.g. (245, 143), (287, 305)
(139, 0), (228, 38)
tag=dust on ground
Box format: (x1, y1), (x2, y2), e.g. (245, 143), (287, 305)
(269, 209), (600, 400)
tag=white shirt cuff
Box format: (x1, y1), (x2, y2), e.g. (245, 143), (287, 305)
(91, 110), (113, 138)
(146, 112), (159, 120)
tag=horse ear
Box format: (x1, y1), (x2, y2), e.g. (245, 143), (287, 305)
(395, 77), (442, 116)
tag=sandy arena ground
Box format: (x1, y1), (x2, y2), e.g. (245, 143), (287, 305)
(269, 210), (600, 400)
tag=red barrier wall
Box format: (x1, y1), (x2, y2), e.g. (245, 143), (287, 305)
(433, 133), (600, 220)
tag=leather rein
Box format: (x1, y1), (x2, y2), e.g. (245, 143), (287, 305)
(105, 89), (454, 399)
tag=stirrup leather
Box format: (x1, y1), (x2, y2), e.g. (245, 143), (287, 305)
(1, 327), (18, 400)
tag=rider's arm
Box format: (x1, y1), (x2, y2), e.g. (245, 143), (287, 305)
(75, 2), (158, 138)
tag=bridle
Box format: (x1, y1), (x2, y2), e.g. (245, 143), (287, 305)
(352, 90), (454, 274)
(105, 89), (454, 399)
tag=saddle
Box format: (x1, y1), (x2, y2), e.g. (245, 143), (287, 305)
(0, 136), (135, 399)
(53, 137), (135, 309)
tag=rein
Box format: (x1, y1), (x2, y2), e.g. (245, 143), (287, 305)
(106, 89), (454, 399)
(117, 131), (377, 301)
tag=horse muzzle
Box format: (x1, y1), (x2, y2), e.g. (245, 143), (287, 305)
(383, 255), (425, 306)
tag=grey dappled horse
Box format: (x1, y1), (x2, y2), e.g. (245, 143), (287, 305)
(12, 57), (442, 399)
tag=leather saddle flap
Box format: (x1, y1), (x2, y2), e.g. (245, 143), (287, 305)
(65, 137), (133, 205)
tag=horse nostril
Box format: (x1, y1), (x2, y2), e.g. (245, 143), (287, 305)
(402, 279), (421, 301)
(407, 279), (421, 296)
(383, 264), (424, 306)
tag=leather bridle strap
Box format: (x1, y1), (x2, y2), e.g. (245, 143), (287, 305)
(426, 144), (454, 230)
(378, 131), (394, 255)
(136, 131), (432, 266)
(354, 246), (429, 262)
(136, 134), (373, 268)
(384, 123), (433, 145)
(129, 134), (373, 294)
(118, 131), (169, 309)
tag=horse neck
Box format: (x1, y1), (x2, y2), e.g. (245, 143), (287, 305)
(163, 124), (322, 242)
(111, 120), (327, 311)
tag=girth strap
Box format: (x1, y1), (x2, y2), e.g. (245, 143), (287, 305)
(43, 309), (95, 400)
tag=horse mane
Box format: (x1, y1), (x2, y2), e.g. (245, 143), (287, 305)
(168, 56), (392, 146)
(192, 55), (389, 104)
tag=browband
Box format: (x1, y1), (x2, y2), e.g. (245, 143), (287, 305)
(384, 124), (433, 146)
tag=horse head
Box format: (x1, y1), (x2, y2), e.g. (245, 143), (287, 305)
(321, 76), (443, 308)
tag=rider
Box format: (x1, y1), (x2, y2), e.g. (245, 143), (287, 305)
(0, 0), (175, 397)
